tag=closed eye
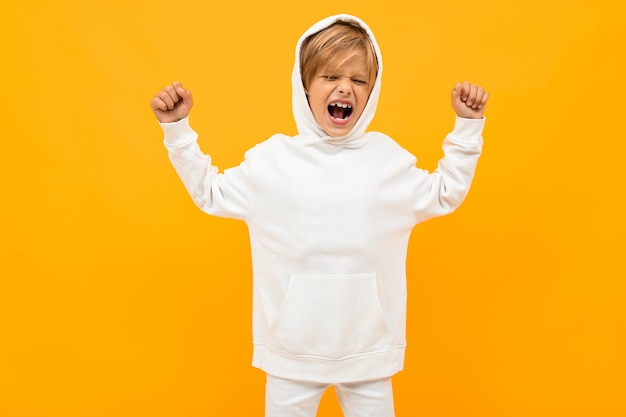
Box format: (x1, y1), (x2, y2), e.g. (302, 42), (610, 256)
(353, 79), (367, 85)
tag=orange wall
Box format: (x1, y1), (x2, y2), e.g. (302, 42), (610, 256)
(1, 1), (624, 416)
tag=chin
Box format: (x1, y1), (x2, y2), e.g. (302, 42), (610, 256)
(322, 120), (356, 137)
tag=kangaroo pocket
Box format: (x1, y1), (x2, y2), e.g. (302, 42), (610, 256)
(268, 272), (390, 359)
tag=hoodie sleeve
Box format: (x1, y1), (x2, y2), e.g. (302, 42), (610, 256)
(409, 116), (485, 223)
(161, 117), (252, 221)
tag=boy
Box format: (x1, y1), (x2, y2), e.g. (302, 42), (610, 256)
(151, 14), (488, 417)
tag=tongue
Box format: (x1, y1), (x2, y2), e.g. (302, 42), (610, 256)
(331, 106), (346, 119)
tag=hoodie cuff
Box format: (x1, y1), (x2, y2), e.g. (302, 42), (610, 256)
(449, 115), (485, 142)
(160, 117), (197, 147)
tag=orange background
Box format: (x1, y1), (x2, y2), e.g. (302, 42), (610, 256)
(1, 1), (624, 416)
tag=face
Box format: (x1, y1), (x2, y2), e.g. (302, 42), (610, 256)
(306, 53), (373, 138)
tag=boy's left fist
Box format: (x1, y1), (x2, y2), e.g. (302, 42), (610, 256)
(451, 81), (488, 119)
(150, 81), (194, 123)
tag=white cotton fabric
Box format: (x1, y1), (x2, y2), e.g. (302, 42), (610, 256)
(265, 374), (395, 417)
(161, 14), (485, 383)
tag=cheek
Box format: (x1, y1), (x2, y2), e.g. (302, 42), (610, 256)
(309, 97), (328, 121)
(356, 90), (371, 109)
(310, 93), (327, 113)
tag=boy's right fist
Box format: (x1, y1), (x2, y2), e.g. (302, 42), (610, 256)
(150, 81), (193, 123)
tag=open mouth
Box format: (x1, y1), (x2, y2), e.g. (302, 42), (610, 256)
(328, 102), (353, 120)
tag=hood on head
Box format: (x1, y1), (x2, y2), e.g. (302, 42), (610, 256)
(291, 14), (383, 146)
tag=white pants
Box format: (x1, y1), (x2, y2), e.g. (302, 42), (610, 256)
(265, 374), (396, 417)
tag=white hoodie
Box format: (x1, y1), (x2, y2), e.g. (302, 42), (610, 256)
(161, 14), (485, 383)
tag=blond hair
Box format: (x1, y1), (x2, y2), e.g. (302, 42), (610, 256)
(300, 20), (378, 92)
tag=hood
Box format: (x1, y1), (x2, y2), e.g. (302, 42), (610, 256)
(291, 14), (383, 147)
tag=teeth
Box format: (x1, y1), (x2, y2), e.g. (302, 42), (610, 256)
(330, 102), (351, 109)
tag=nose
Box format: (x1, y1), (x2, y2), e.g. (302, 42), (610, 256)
(338, 81), (352, 95)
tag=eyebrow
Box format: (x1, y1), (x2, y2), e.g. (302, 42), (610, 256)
(319, 67), (369, 78)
